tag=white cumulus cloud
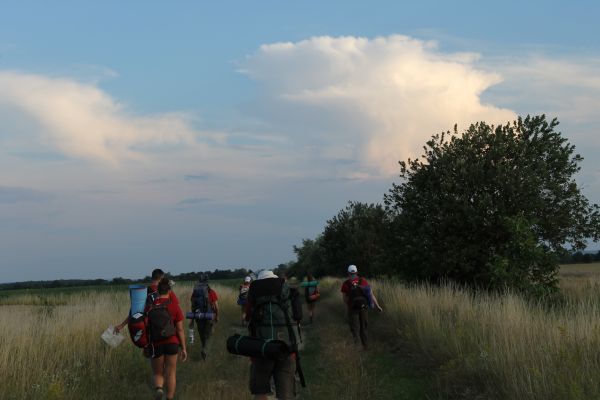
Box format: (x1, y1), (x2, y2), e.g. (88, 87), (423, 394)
(241, 35), (516, 175)
(0, 71), (195, 164)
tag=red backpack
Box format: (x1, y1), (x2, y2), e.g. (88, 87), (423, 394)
(128, 311), (150, 348)
(127, 286), (158, 348)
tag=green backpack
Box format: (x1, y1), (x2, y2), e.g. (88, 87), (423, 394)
(249, 278), (297, 347)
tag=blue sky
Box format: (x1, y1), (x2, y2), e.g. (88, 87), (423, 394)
(1, 1), (599, 282)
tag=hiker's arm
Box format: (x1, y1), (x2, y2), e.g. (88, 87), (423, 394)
(371, 292), (383, 312)
(244, 300), (253, 321)
(212, 301), (219, 322)
(176, 320), (187, 362)
(114, 315), (129, 334)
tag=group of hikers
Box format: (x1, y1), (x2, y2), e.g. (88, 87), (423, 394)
(114, 264), (382, 400)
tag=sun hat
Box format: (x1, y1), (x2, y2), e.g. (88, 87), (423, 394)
(257, 270), (278, 280)
(244, 276), (252, 283)
(347, 265), (358, 274)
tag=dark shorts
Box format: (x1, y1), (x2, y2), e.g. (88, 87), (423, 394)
(150, 343), (179, 359)
(250, 355), (296, 399)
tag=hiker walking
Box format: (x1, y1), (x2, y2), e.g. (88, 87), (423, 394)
(114, 268), (179, 334)
(304, 273), (320, 324)
(237, 276), (252, 325)
(146, 278), (187, 400)
(189, 273), (219, 360)
(245, 270), (303, 400)
(340, 265), (382, 349)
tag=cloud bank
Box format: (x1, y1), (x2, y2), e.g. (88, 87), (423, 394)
(0, 71), (195, 164)
(241, 35), (516, 175)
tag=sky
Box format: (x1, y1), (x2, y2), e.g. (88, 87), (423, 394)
(1, 1), (600, 282)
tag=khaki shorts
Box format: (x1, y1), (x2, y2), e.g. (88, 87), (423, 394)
(250, 354), (296, 399)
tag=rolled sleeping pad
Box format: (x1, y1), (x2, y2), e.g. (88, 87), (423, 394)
(300, 280), (319, 287)
(360, 285), (375, 309)
(129, 285), (147, 316)
(186, 311), (215, 320)
(226, 334), (289, 361)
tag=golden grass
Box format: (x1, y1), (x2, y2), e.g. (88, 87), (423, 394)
(0, 282), (253, 400)
(374, 268), (600, 399)
(4, 267), (600, 399)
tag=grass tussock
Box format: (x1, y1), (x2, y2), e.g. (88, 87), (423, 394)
(374, 272), (600, 400)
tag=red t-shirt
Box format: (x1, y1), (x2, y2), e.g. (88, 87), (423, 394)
(148, 283), (179, 305)
(341, 276), (369, 306)
(145, 296), (184, 346)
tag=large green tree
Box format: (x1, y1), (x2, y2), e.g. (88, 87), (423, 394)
(321, 201), (391, 277)
(288, 236), (328, 277)
(384, 115), (600, 292)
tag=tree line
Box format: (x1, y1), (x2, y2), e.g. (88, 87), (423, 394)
(560, 251), (600, 264)
(287, 115), (600, 296)
(0, 268), (254, 291)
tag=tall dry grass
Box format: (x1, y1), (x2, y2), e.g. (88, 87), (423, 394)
(374, 270), (600, 399)
(0, 282), (252, 400)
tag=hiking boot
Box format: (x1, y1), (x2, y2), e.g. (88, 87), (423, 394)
(154, 387), (164, 400)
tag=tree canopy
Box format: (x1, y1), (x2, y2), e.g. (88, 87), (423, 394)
(289, 202), (391, 277)
(384, 115), (600, 292)
(288, 115), (600, 294)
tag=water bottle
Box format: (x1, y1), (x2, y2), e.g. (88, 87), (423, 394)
(188, 328), (195, 345)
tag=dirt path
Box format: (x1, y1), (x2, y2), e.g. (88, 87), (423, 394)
(297, 283), (432, 400)
(174, 282), (433, 400)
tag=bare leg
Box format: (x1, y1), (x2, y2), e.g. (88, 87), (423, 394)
(151, 355), (165, 399)
(151, 356), (165, 390)
(164, 354), (178, 399)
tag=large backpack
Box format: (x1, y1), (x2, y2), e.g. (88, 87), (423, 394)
(128, 286), (160, 348)
(348, 278), (368, 310)
(249, 278), (298, 346)
(147, 300), (176, 341)
(191, 282), (212, 313)
(305, 285), (320, 303)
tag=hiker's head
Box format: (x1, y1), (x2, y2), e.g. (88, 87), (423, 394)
(151, 268), (165, 281)
(287, 277), (300, 289)
(199, 273), (209, 283)
(157, 277), (171, 294)
(307, 273), (314, 282)
(257, 270), (278, 280)
(244, 276), (252, 284)
(347, 264), (358, 277)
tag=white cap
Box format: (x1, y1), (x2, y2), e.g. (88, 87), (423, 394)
(347, 265), (358, 274)
(257, 270), (278, 280)
(244, 276), (252, 283)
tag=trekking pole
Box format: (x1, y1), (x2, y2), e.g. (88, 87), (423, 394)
(295, 351), (306, 387)
(297, 322), (303, 344)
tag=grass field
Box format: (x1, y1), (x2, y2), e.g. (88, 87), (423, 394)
(2, 265), (600, 399)
(0, 278), (431, 399)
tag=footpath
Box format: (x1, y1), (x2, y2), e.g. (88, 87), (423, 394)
(298, 284), (433, 400)
(173, 283), (433, 400)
